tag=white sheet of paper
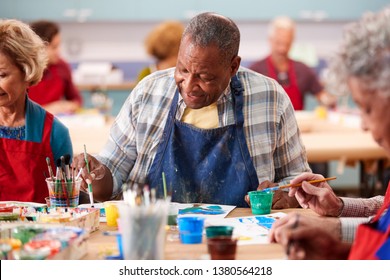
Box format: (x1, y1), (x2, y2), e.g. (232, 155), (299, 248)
(205, 212), (286, 245)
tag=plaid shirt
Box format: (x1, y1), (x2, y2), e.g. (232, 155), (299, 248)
(339, 195), (384, 242)
(97, 67), (311, 198)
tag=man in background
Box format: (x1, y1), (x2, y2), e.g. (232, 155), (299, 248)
(249, 16), (336, 110)
(250, 16), (335, 176)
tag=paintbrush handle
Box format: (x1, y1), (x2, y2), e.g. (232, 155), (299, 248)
(261, 176), (337, 192)
(279, 176), (337, 190)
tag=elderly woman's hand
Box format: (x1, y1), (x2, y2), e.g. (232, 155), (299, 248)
(269, 213), (349, 260)
(288, 172), (343, 217)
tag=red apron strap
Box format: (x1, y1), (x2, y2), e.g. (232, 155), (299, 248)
(266, 56), (303, 110)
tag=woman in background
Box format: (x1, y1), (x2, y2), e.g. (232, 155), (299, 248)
(136, 20), (184, 83)
(0, 19), (72, 203)
(29, 20), (82, 115)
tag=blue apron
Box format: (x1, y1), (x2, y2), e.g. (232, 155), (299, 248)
(147, 76), (259, 207)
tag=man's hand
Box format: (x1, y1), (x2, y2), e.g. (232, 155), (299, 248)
(245, 180), (300, 209)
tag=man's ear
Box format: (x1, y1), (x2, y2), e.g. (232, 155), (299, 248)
(230, 55), (241, 76)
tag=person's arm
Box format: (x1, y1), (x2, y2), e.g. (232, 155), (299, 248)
(43, 100), (80, 115)
(61, 59), (83, 105)
(340, 196), (384, 217)
(270, 213), (342, 243)
(316, 90), (337, 108)
(339, 217), (370, 242)
(302, 63), (337, 108)
(273, 213), (351, 260)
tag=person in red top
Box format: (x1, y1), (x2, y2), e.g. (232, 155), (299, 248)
(249, 16), (336, 110)
(29, 20), (82, 115)
(269, 8), (390, 260)
(0, 19), (73, 203)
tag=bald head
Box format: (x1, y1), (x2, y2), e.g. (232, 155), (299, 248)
(268, 16), (295, 37)
(267, 16), (295, 60)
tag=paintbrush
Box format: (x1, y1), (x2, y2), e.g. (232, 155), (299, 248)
(63, 154), (71, 181)
(261, 176), (337, 192)
(56, 158), (69, 206)
(45, 157), (55, 181)
(84, 144), (94, 207)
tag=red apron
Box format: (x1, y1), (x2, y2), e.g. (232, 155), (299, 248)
(0, 112), (55, 203)
(266, 56), (304, 110)
(348, 182), (390, 260)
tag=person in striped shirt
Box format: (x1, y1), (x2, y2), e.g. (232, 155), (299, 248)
(73, 12), (311, 208)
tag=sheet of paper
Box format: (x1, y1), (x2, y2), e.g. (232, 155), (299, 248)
(205, 212), (286, 245)
(176, 203), (236, 219)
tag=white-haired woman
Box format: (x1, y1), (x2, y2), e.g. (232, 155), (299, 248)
(270, 8), (390, 260)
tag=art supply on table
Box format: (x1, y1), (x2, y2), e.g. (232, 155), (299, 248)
(205, 225), (234, 239)
(43, 153), (88, 208)
(117, 196), (170, 260)
(75, 167), (83, 181)
(46, 178), (81, 207)
(248, 190), (273, 215)
(162, 172), (167, 199)
(63, 154), (71, 181)
(261, 176), (337, 192)
(104, 201), (122, 227)
(143, 185), (150, 207)
(103, 231), (123, 260)
(207, 236), (237, 260)
(177, 216), (205, 244)
(83, 144), (94, 207)
(56, 158), (69, 206)
(45, 157), (55, 181)
(167, 202), (178, 226)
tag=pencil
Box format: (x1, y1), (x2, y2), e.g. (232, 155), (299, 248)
(262, 176), (337, 192)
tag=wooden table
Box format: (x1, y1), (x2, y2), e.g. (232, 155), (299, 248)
(82, 208), (316, 260)
(296, 112), (387, 163)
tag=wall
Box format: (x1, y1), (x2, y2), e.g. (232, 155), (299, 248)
(2, 1), (388, 81)
(60, 20), (346, 81)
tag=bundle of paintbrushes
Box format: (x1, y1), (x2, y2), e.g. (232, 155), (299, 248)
(45, 155), (81, 208)
(118, 182), (170, 260)
(122, 183), (156, 207)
